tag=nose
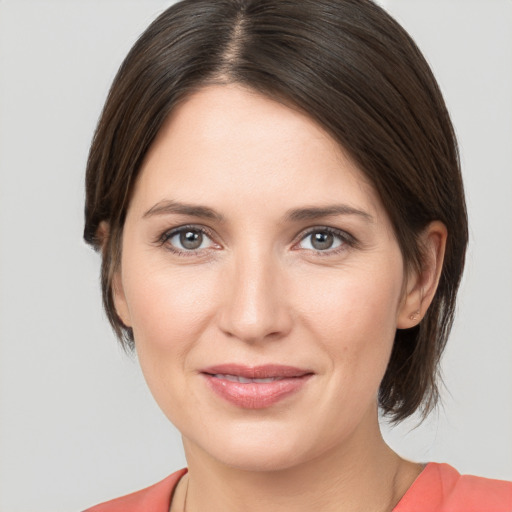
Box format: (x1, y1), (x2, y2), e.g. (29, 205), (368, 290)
(218, 247), (293, 344)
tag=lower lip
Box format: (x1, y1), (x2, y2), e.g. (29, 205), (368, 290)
(203, 374), (312, 409)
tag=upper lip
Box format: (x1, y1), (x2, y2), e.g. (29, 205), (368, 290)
(201, 364), (313, 379)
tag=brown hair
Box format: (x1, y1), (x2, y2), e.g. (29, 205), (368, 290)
(83, 0), (468, 422)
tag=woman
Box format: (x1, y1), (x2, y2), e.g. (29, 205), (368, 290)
(83, 0), (512, 510)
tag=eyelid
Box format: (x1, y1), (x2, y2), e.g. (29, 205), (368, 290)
(293, 226), (358, 254)
(155, 223), (358, 257)
(156, 224), (221, 256)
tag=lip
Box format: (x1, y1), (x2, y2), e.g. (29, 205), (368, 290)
(201, 364), (314, 409)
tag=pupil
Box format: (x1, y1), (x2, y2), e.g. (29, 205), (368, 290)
(180, 230), (202, 250)
(312, 231), (333, 250)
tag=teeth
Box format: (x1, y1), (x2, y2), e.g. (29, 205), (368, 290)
(214, 374), (280, 383)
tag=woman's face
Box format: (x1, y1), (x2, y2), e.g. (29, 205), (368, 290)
(114, 84), (415, 471)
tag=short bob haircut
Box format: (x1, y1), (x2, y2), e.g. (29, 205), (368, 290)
(84, 0), (468, 423)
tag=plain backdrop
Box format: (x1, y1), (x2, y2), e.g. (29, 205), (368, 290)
(0, 1), (511, 511)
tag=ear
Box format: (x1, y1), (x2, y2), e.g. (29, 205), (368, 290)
(112, 269), (132, 328)
(95, 221), (110, 255)
(97, 221), (132, 328)
(397, 221), (447, 329)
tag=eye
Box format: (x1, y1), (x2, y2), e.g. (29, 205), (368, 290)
(160, 225), (217, 255)
(297, 227), (353, 253)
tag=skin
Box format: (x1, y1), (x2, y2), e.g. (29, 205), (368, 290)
(112, 84), (447, 512)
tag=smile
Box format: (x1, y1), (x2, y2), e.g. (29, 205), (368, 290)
(212, 374), (283, 383)
(201, 364), (313, 409)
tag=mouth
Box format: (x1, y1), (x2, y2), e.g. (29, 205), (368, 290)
(209, 374), (285, 383)
(200, 364), (314, 409)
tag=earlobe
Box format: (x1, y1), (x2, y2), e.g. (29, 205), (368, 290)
(96, 221), (110, 255)
(112, 270), (132, 328)
(397, 221), (447, 329)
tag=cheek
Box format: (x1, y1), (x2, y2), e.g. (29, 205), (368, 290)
(294, 264), (403, 383)
(296, 265), (402, 338)
(121, 255), (221, 377)
(122, 263), (221, 426)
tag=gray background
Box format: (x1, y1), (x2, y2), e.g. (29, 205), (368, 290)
(0, 1), (511, 510)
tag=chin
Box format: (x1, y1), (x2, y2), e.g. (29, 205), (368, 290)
(213, 444), (308, 473)
(185, 419), (326, 473)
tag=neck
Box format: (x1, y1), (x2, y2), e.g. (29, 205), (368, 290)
(181, 410), (422, 512)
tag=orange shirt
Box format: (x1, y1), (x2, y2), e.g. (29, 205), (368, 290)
(84, 463), (512, 512)
(393, 463), (512, 512)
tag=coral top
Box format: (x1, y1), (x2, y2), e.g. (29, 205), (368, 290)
(84, 463), (512, 512)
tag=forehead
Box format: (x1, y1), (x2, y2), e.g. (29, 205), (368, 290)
(131, 84), (385, 222)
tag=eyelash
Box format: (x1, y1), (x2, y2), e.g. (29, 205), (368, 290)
(156, 224), (357, 258)
(297, 226), (357, 256)
(156, 224), (218, 258)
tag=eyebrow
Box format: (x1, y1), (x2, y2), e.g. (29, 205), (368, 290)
(143, 200), (226, 222)
(284, 205), (374, 223)
(143, 200), (373, 223)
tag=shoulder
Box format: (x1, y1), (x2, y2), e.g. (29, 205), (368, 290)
(83, 468), (187, 512)
(394, 462), (512, 512)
